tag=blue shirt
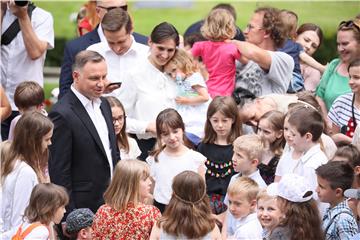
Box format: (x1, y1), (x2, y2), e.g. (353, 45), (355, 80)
(323, 200), (358, 240)
(278, 39), (303, 74)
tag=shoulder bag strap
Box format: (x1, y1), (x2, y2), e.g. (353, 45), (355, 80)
(20, 222), (43, 238)
(324, 210), (353, 234)
(1, 3), (36, 45)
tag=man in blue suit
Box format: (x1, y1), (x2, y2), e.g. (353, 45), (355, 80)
(59, 0), (147, 99)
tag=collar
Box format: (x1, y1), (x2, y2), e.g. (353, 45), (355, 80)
(71, 85), (102, 108)
(247, 169), (261, 179)
(236, 212), (258, 226)
(299, 144), (321, 164)
(98, 34), (148, 57)
(97, 24), (106, 43)
(325, 200), (350, 219)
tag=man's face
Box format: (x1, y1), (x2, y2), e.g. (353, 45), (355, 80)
(96, 0), (127, 19)
(73, 60), (108, 100)
(104, 27), (132, 55)
(244, 12), (266, 46)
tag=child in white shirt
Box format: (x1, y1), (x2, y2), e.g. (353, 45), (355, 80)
(230, 134), (267, 188)
(275, 104), (328, 215)
(222, 176), (263, 240)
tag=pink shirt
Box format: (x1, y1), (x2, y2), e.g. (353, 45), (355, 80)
(192, 41), (240, 97)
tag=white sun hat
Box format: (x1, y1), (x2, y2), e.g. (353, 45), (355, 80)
(267, 174), (313, 203)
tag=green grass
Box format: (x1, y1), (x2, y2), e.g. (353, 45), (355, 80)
(34, 1), (360, 40)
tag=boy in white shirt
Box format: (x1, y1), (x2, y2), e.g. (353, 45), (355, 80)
(275, 105), (329, 216)
(230, 134), (267, 188)
(222, 176), (263, 240)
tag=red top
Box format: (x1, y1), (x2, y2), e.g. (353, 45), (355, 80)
(92, 203), (161, 240)
(78, 18), (92, 36)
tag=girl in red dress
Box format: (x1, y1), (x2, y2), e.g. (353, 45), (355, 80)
(92, 160), (161, 240)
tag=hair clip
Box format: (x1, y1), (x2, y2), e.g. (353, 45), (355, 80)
(296, 100), (317, 111)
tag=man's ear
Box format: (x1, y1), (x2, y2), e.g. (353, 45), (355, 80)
(262, 30), (271, 40)
(148, 39), (152, 47)
(72, 71), (80, 84)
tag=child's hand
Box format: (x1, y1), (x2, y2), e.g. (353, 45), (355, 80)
(175, 96), (190, 105)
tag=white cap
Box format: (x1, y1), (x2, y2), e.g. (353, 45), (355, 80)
(267, 174), (313, 203)
(344, 189), (360, 199)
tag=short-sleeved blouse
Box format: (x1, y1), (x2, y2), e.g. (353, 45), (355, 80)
(92, 203), (161, 240)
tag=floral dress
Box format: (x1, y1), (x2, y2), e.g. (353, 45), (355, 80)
(92, 203), (161, 240)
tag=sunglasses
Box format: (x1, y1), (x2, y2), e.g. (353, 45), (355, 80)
(97, 5), (128, 12)
(339, 20), (360, 32)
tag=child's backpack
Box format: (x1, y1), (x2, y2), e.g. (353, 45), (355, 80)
(11, 222), (43, 240)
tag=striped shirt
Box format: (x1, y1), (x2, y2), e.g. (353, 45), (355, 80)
(328, 93), (360, 132)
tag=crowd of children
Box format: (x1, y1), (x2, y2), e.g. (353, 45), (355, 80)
(1, 3), (360, 240)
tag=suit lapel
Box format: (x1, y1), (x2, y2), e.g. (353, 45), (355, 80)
(68, 92), (107, 159)
(100, 98), (118, 166)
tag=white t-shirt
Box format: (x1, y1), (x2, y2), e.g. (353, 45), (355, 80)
(117, 58), (177, 139)
(1, 7), (54, 110)
(235, 51), (294, 97)
(227, 212), (262, 240)
(146, 149), (206, 204)
(176, 72), (211, 138)
(119, 136), (141, 160)
(5, 221), (49, 240)
(0, 161), (38, 237)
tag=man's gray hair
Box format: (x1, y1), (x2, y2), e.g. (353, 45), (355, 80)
(72, 50), (105, 72)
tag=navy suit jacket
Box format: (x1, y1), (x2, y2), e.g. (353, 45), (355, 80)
(59, 28), (148, 98)
(49, 90), (120, 215)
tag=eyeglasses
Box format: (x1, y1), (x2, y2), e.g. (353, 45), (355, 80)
(97, 5), (128, 12)
(339, 20), (360, 32)
(112, 115), (126, 124)
(245, 24), (263, 31)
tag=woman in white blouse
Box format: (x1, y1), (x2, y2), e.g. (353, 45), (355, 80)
(117, 22), (180, 160)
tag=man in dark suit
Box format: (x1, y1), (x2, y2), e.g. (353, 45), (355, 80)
(49, 50), (120, 217)
(59, 0), (148, 98)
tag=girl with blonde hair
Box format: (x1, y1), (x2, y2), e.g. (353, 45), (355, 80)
(1, 111), (53, 237)
(92, 160), (161, 239)
(150, 171), (221, 239)
(191, 8), (241, 97)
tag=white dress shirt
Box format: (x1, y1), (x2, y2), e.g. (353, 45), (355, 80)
(1, 7), (54, 110)
(97, 23), (106, 43)
(71, 86), (114, 176)
(87, 36), (149, 98)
